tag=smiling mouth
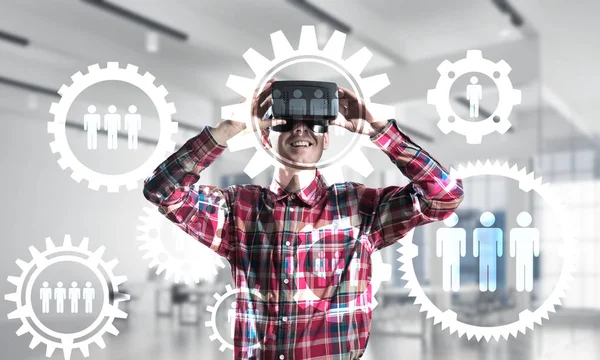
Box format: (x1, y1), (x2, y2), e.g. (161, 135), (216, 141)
(289, 141), (313, 148)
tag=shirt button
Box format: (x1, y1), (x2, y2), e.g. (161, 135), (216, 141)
(279, 356), (285, 360)
(290, 194), (295, 200)
(283, 279), (289, 284)
(285, 241), (291, 246)
(289, 207), (294, 212)
(282, 316), (287, 322)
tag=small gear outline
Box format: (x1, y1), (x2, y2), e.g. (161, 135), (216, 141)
(293, 227), (394, 319)
(48, 62), (179, 192)
(222, 25), (395, 184)
(427, 50), (522, 144)
(205, 284), (265, 353)
(4, 235), (130, 360)
(137, 205), (226, 284)
(397, 160), (577, 341)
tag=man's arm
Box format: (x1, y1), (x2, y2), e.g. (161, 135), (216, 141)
(142, 123), (237, 260)
(361, 119), (464, 250)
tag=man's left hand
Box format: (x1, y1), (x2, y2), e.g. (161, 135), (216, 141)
(329, 86), (388, 137)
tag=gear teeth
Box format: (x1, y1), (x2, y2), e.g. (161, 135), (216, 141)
(429, 50), (519, 143)
(398, 160), (575, 341)
(6, 236), (130, 358)
(224, 26), (385, 180)
(48, 63), (178, 191)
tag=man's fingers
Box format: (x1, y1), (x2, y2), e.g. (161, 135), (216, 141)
(337, 86), (358, 101)
(259, 119), (286, 130)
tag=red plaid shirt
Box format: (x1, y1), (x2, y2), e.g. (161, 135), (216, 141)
(143, 119), (463, 360)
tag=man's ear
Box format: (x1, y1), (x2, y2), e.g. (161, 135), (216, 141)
(323, 132), (330, 150)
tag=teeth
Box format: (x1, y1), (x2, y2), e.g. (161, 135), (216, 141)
(291, 141), (310, 147)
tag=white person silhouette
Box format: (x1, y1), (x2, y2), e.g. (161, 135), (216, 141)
(40, 281), (52, 314)
(82, 281), (95, 313)
(466, 76), (483, 118)
(104, 105), (121, 150)
(83, 105), (101, 150)
(510, 211), (540, 292)
(436, 213), (467, 292)
(124, 105), (142, 150)
(54, 281), (67, 313)
(68, 281), (81, 313)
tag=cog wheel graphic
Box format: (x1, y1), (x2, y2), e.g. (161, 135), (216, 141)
(397, 160), (576, 341)
(205, 284), (265, 352)
(222, 25), (395, 184)
(137, 206), (226, 284)
(48, 62), (178, 192)
(293, 227), (394, 319)
(427, 50), (522, 144)
(4, 235), (130, 360)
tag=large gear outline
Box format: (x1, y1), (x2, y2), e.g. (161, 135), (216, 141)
(137, 206), (226, 284)
(222, 25), (395, 184)
(293, 226), (394, 319)
(4, 235), (130, 360)
(205, 284), (265, 353)
(397, 160), (576, 341)
(427, 50), (522, 144)
(48, 62), (179, 192)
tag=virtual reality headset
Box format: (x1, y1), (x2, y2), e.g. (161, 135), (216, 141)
(268, 80), (339, 134)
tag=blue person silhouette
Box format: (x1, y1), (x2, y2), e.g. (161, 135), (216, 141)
(473, 211), (503, 291)
(436, 213), (466, 292)
(510, 211), (540, 292)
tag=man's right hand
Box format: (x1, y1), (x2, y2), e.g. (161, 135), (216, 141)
(211, 78), (286, 146)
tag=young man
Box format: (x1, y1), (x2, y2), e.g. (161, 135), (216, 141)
(143, 79), (464, 360)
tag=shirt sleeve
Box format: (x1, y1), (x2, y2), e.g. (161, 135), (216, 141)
(142, 126), (236, 261)
(359, 119), (464, 251)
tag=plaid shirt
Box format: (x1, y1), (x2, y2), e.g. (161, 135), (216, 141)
(143, 119), (463, 360)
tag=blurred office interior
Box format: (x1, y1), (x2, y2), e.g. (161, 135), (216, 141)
(1, 0), (599, 359)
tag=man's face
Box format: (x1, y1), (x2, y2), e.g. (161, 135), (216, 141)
(273, 120), (329, 166)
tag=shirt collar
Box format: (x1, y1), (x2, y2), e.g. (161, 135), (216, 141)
(268, 169), (328, 207)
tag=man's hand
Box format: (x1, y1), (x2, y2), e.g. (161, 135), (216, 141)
(212, 78), (286, 146)
(330, 86), (388, 137)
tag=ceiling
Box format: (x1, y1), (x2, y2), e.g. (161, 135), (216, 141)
(0, 0), (596, 145)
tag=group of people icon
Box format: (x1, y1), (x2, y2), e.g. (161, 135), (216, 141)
(83, 104), (142, 150)
(39, 281), (96, 314)
(436, 211), (540, 293)
(272, 88), (338, 117)
(306, 251), (360, 287)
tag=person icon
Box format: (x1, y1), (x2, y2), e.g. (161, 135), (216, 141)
(349, 252), (359, 287)
(228, 302), (236, 339)
(54, 281), (67, 314)
(473, 211), (503, 292)
(315, 250), (327, 287)
(40, 281), (52, 314)
(510, 211), (540, 292)
(83, 105), (101, 150)
(289, 89), (306, 116)
(124, 105), (142, 150)
(272, 89), (285, 115)
(68, 281), (81, 313)
(82, 281), (95, 313)
(332, 251), (344, 275)
(310, 89), (327, 116)
(466, 76), (483, 118)
(436, 213), (466, 292)
(104, 105), (121, 149)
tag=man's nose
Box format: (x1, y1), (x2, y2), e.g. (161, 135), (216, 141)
(293, 121), (308, 134)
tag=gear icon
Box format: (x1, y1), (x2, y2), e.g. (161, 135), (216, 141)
(397, 160), (576, 341)
(427, 50), (521, 144)
(4, 235), (130, 359)
(293, 227), (394, 319)
(205, 284), (265, 352)
(222, 25), (395, 184)
(137, 206), (226, 284)
(48, 62), (178, 192)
